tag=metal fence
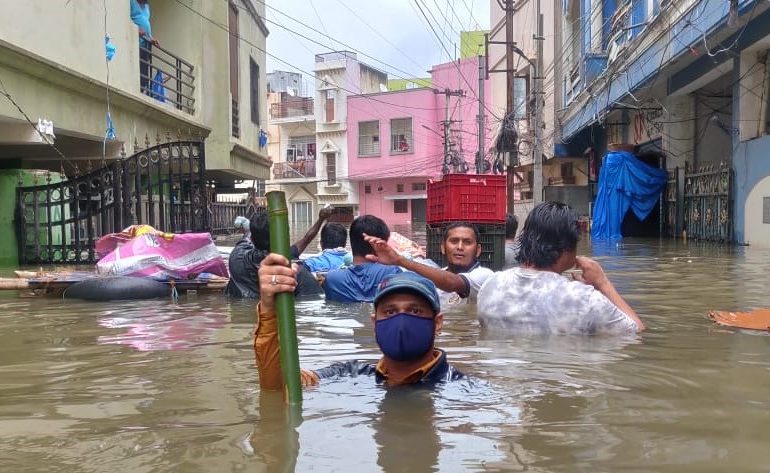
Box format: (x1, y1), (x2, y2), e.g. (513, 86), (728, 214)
(16, 140), (208, 264)
(682, 162), (733, 242)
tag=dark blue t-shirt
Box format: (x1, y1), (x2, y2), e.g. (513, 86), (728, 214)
(322, 263), (402, 303)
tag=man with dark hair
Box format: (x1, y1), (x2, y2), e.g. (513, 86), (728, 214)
(322, 215), (401, 303)
(478, 201), (644, 334)
(224, 207), (332, 298)
(364, 221), (493, 307)
(504, 214), (519, 269)
(255, 254), (462, 387)
(301, 222), (350, 273)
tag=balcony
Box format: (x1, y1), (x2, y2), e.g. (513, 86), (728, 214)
(139, 44), (196, 115)
(270, 98), (314, 120)
(273, 160), (317, 180)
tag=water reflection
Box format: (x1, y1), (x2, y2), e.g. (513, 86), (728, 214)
(2, 237), (770, 471)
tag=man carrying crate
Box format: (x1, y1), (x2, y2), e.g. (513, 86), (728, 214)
(363, 222), (493, 308)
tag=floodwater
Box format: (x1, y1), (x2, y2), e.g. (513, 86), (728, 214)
(1, 237), (770, 472)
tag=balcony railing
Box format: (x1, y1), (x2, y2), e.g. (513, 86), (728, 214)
(139, 44), (195, 114)
(270, 98), (314, 119)
(273, 160), (316, 180)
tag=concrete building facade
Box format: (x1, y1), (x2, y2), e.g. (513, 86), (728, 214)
(0, 0), (270, 265)
(557, 0), (770, 245)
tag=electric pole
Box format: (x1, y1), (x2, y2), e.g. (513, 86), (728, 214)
(477, 54), (485, 174)
(533, 4), (544, 204)
(505, 0), (516, 212)
(436, 88), (466, 174)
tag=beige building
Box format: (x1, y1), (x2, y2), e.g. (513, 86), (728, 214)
(266, 51), (387, 225)
(488, 0), (589, 220)
(0, 0), (271, 185)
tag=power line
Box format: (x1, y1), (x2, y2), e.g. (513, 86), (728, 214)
(0, 77), (80, 175)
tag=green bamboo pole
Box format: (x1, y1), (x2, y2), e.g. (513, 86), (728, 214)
(266, 191), (302, 405)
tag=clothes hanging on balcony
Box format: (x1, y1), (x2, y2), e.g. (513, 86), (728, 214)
(591, 151), (667, 240)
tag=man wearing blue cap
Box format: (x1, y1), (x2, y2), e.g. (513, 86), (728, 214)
(254, 253), (463, 387)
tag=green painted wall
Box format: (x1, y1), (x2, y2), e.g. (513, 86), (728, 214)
(0, 170), (65, 268)
(387, 77), (432, 91)
(460, 30), (488, 59)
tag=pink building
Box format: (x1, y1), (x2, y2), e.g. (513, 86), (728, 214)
(347, 56), (494, 226)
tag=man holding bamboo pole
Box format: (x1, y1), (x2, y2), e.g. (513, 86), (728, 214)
(254, 256), (463, 389)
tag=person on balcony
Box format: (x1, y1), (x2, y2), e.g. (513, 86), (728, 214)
(130, 0), (160, 95)
(225, 206), (333, 299)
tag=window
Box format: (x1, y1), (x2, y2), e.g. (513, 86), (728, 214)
(325, 152), (336, 185)
(390, 118), (413, 153)
(514, 77), (528, 120)
(325, 89), (336, 122)
(764, 197), (770, 224)
(396, 184), (404, 193)
(412, 182), (426, 191)
(287, 136), (316, 162)
(358, 121), (380, 156)
(393, 199), (408, 214)
(292, 201), (312, 224)
(364, 184), (371, 194)
(249, 58), (260, 124)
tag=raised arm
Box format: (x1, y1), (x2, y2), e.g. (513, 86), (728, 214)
(291, 207), (333, 255)
(574, 256), (645, 331)
(363, 234), (468, 295)
(254, 253), (320, 390)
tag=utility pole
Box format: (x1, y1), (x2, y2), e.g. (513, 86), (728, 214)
(504, 0), (516, 212)
(436, 88), (466, 174)
(532, 4), (544, 204)
(477, 55), (485, 174)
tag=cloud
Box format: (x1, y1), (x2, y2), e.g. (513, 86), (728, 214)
(265, 0), (490, 86)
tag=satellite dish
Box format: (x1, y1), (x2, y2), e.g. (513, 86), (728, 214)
(379, 83), (388, 93)
(286, 87), (296, 97)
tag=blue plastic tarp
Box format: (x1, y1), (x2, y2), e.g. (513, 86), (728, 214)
(591, 151), (667, 240)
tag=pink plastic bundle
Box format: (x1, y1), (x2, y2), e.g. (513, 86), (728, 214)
(388, 231), (426, 259)
(96, 227), (228, 280)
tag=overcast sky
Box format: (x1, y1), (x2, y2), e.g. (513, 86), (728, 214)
(265, 0), (490, 89)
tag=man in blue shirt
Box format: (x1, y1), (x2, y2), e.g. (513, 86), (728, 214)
(130, 0), (160, 95)
(322, 215), (401, 303)
(301, 222), (349, 273)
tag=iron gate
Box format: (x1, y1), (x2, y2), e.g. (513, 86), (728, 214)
(682, 162), (733, 242)
(16, 140), (208, 264)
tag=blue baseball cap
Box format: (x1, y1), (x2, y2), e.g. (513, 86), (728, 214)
(374, 271), (441, 314)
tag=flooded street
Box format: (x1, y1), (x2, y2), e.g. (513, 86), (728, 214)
(1, 237), (770, 472)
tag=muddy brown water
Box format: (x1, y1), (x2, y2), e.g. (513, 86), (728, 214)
(1, 237), (769, 472)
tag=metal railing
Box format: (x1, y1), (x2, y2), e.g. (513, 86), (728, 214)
(270, 98), (314, 119)
(272, 161), (316, 179)
(16, 140), (208, 264)
(139, 44), (196, 114)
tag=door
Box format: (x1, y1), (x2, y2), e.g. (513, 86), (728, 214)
(411, 199), (427, 223)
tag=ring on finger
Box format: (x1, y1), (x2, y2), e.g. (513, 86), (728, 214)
(271, 274), (277, 286)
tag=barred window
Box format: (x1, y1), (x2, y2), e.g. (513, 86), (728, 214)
(412, 182), (426, 191)
(390, 118), (413, 153)
(397, 184), (404, 193)
(358, 121), (380, 156)
(394, 199), (408, 213)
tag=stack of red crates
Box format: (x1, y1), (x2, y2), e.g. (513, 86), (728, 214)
(426, 174), (507, 270)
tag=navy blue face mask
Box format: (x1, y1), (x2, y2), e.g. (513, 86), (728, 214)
(375, 313), (435, 362)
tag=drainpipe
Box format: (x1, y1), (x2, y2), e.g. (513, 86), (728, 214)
(758, 51), (770, 137)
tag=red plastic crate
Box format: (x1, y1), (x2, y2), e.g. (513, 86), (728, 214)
(427, 174), (507, 224)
